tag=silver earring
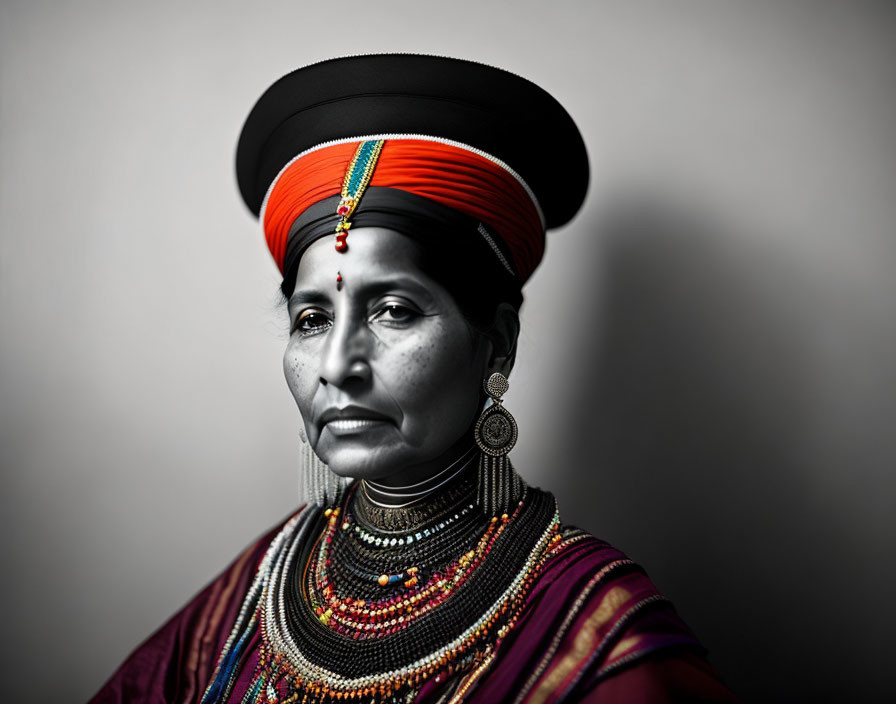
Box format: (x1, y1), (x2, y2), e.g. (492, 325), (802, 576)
(474, 372), (524, 516)
(299, 426), (348, 507)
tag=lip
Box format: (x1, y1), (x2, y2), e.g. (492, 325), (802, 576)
(319, 405), (393, 434)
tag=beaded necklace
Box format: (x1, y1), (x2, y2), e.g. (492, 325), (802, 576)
(202, 466), (560, 704)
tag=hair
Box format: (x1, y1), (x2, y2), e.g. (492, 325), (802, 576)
(410, 229), (524, 332)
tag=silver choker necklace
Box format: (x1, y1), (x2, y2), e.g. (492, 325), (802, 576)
(361, 446), (478, 508)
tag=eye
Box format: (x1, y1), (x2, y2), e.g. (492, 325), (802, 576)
(292, 308), (332, 336)
(370, 299), (421, 326)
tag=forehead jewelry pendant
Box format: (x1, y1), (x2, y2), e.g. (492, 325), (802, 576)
(336, 271), (343, 290)
(335, 140), (385, 252)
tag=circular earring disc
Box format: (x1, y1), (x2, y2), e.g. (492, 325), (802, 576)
(474, 404), (518, 456)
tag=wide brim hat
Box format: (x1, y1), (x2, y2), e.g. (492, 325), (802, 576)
(236, 54), (589, 284)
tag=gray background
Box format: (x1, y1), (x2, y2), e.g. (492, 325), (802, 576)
(2, 1), (894, 702)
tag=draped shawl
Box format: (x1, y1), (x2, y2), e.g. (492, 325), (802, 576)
(90, 506), (736, 703)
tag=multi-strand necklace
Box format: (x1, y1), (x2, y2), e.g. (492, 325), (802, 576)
(308, 472), (508, 641)
(204, 465), (560, 704)
(262, 473), (558, 702)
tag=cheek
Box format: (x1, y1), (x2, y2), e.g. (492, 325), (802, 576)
(387, 322), (482, 423)
(283, 339), (317, 412)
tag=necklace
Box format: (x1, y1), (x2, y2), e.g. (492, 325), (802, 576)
(202, 464), (560, 704)
(362, 445), (478, 507)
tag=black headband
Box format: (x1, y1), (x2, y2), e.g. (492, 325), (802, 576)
(281, 187), (517, 296)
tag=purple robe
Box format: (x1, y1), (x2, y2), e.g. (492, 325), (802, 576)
(90, 507), (737, 703)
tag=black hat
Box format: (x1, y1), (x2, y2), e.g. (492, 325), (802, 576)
(236, 54), (588, 229)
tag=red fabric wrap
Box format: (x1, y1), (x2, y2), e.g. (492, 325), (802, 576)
(262, 140), (545, 282)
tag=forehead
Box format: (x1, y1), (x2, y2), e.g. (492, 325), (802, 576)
(293, 227), (430, 291)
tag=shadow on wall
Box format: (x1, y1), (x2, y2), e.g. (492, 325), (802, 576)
(548, 201), (894, 703)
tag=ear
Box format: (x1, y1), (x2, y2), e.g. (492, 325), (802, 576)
(485, 303), (521, 377)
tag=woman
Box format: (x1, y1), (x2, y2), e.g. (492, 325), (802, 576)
(92, 54), (737, 703)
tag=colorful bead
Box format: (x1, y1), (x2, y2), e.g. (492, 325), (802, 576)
(206, 477), (560, 704)
(333, 141), (385, 253)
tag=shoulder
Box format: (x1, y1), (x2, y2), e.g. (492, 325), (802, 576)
(531, 527), (704, 689)
(88, 507), (308, 704)
(474, 526), (737, 702)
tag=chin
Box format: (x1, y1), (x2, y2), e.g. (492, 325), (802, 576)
(317, 445), (399, 481)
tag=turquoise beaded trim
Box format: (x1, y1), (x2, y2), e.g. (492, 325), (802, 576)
(334, 140), (386, 252)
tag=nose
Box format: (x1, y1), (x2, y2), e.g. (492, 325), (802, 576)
(319, 315), (373, 388)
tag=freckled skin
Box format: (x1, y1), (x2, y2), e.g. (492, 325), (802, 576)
(283, 228), (498, 486)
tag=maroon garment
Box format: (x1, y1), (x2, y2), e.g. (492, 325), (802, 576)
(90, 512), (737, 703)
(89, 522), (283, 704)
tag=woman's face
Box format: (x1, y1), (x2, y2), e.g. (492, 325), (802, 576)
(284, 227), (491, 483)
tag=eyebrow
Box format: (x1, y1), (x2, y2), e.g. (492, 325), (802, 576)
(289, 276), (437, 309)
(362, 276), (437, 306)
(288, 289), (331, 308)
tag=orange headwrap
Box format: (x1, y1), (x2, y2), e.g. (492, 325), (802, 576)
(262, 138), (545, 282)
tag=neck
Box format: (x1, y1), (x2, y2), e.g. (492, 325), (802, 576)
(362, 443), (478, 508)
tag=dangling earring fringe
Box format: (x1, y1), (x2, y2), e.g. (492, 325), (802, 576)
(300, 429), (347, 507)
(474, 372), (524, 516)
(477, 453), (525, 518)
